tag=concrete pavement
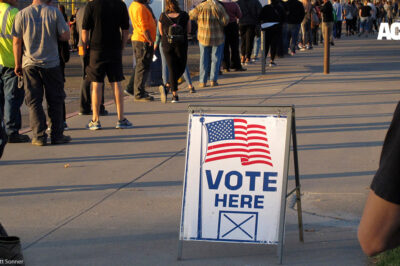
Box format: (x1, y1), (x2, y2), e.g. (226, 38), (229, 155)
(1, 35), (399, 265)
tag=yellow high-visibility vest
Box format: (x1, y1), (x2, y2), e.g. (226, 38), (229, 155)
(0, 3), (18, 68)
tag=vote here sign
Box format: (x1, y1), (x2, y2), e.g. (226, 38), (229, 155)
(180, 114), (288, 244)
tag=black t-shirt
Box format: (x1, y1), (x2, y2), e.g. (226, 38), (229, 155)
(360, 5), (372, 17)
(159, 11), (189, 46)
(321, 1), (333, 22)
(371, 102), (400, 204)
(82, 0), (129, 51)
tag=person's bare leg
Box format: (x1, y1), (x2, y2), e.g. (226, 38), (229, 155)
(113, 82), (124, 121)
(91, 82), (103, 122)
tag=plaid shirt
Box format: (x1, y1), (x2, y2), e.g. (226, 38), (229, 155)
(189, 0), (229, 46)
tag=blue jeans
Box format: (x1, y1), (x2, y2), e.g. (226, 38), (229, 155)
(0, 65), (24, 136)
(252, 36), (261, 58)
(360, 17), (370, 33)
(199, 42), (224, 84)
(160, 43), (192, 86)
(287, 24), (301, 53)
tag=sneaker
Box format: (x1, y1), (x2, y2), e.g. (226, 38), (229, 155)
(99, 109), (109, 116)
(223, 68), (230, 73)
(199, 83), (207, 88)
(8, 134), (30, 143)
(189, 87), (196, 93)
(51, 135), (72, 145)
(330, 41), (335, 46)
(64, 122), (69, 131)
(269, 62), (277, 67)
(210, 81), (219, 87)
(124, 89), (134, 96)
(159, 85), (168, 103)
(87, 120), (101, 130)
(300, 47), (306, 51)
(134, 94), (154, 102)
(251, 57), (259, 62)
(79, 110), (92, 116)
(306, 45), (313, 50)
(116, 118), (133, 129)
(32, 137), (47, 146)
(171, 95), (179, 103)
(290, 51), (295, 56)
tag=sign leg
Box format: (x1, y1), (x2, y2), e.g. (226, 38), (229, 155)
(291, 111), (304, 242)
(177, 240), (183, 260)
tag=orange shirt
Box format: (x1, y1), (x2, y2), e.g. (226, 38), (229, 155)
(129, 2), (156, 43)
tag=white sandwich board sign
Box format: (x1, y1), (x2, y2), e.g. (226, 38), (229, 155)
(178, 105), (303, 263)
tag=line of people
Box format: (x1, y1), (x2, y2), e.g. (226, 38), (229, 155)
(2, 0), (394, 148)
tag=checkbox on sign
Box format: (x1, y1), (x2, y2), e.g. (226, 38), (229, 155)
(217, 211), (258, 242)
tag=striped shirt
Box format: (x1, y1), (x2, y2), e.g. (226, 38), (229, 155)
(189, 0), (229, 46)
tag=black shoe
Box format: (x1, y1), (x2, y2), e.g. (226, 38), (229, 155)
(124, 89), (135, 96)
(99, 109), (109, 116)
(134, 94), (154, 102)
(8, 134), (30, 143)
(51, 135), (71, 145)
(79, 110), (92, 115)
(330, 41), (335, 46)
(32, 136), (47, 146)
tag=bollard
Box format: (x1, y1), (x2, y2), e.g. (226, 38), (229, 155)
(323, 24), (330, 74)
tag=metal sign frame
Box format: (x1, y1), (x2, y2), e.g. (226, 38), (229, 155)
(178, 104), (303, 264)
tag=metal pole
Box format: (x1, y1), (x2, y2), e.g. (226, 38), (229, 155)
(261, 30), (266, 74)
(291, 109), (304, 242)
(323, 23), (330, 74)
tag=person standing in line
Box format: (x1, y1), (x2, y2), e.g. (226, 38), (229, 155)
(320, 0), (334, 45)
(332, 0), (343, 38)
(300, 0), (313, 50)
(343, 0), (354, 35)
(12, 0), (71, 145)
(359, 1), (372, 37)
(69, 8), (79, 51)
(76, 1), (108, 116)
(259, 0), (285, 67)
(82, 0), (133, 130)
(189, 0), (229, 88)
(220, 0), (246, 72)
(158, 0), (190, 103)
(367, 0), (377, 33)
(129, 0), (156, 102)
(384, 1), (394, 25)
(0, 0), (30, 143)
(284, 0), (305, 56)
(154, 26), (196, 96)
(237, 0), (261, 65)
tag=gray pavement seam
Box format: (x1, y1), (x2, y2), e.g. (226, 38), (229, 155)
(22, 148), (185, 251)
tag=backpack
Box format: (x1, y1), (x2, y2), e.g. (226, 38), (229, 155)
(165, 13), (185, 45)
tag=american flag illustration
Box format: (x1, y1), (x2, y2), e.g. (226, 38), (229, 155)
(204, 118), (273, 166)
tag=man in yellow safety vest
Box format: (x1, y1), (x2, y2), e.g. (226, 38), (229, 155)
(0, 0), (30, 143)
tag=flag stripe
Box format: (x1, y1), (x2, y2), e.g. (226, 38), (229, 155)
(205, 154), (246, 163)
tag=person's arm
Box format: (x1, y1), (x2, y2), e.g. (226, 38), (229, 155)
(187, 17), (191, 36)
(13, 37), (23, 77)
(121, 29), (129, 50)
(358, 190), (400, 256)
(82, 29), (89, 54)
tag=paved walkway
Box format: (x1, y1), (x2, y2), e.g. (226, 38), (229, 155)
(1, 36), (399, 265)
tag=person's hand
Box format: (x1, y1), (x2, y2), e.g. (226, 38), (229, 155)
(14, 65), (22, 77)
(154, 44), (158, 51)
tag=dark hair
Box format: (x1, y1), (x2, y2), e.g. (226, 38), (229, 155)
(165, 0), (181, 13)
